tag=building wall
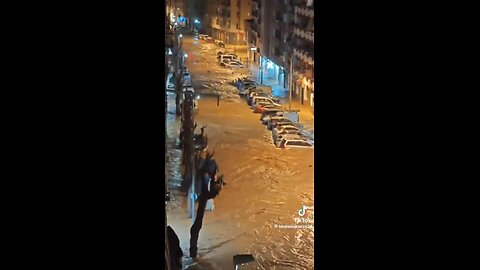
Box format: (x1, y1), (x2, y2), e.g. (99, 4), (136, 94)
(209, 0), (251, 44)
(246, 0), (314, 113)
(292, 0), (314, 112)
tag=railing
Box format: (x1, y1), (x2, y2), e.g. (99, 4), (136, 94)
(293, 48), (314, 66)
(294, 27), (314, 42)
(295, 6), (314, 18)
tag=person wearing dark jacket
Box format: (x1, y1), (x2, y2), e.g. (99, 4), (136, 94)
(167, 226), (183, 270)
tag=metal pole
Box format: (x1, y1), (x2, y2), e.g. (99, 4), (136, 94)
(289, 55), (293, 110)
(190, 91), (196, 224)
(191, 152), (195, 223)
(260, 56), (263, 84)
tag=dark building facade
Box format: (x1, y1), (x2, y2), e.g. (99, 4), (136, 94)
(209, 0), (252, 45)
(247, 0), (314, 112)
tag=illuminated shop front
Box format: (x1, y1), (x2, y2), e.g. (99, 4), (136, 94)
(259, 57), (284, 86)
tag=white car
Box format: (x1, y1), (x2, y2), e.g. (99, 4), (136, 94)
(274, 133), (303, 147)
(278, 139), (314, 149)
(267, 116), (291, 130)
(262, 110), (284, 124)
(272, 125), (300, 140)
(221, 60), (244, 68)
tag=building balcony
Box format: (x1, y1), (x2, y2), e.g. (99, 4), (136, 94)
(294, 37), (314, 53)
(217, 6), (231, 17)
(293, 0), (306, 5)
(217, 0), (231, 6)
(295, 14), (314, 31)
(293, 48), (314, 66)
(295, 6), (314, 18)
(294, 27), (314, 43)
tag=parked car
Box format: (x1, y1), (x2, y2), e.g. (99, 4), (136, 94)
(252, 101), (274, 112)
(199, 34), (207, 40)
(220, 58), (240, 66)
(237, 80), (256, 90)
(272, 125), (299, 140)
(278, 139), (314, 149)
(267, 116), (291, 130)
(261, 110), (284, 124)
(271, 121), (296, 131)
(248, 92), (279, 105)
(274, 133), (303, 147)
(246, 85), (273, 96)
(239, 82), (258, 95)
(217, 54), (239, 63)
(253, 103), (283, 113)
(247, 91), (269, 104)
(236, 78), (257, 89)
(221, 60), (244, 68)
(251, 96), (281, 108)
(206, 37), (215, 43)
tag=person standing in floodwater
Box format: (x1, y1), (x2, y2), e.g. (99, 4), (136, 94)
(216, 94), (220, 106)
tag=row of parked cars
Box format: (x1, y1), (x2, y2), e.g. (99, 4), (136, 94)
(234, 78), (314, 149)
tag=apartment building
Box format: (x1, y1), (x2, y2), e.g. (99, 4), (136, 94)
(292, 0), (314, 112)
(247, 0), (293, 90)
(210, 0), (252, 45)
(247, 0), (314, 113)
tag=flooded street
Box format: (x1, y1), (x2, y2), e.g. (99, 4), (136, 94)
(166, 34), (314, 269)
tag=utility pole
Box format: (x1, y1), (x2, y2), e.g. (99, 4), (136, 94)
(289, 55), (293, 110)
(165, 6), (172, 269)
(182, 91), (196, 222)
(174, 31), (184, 116)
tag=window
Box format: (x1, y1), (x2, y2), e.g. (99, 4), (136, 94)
(227, 20), (230, 28)
(274, 30), (281, 39)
